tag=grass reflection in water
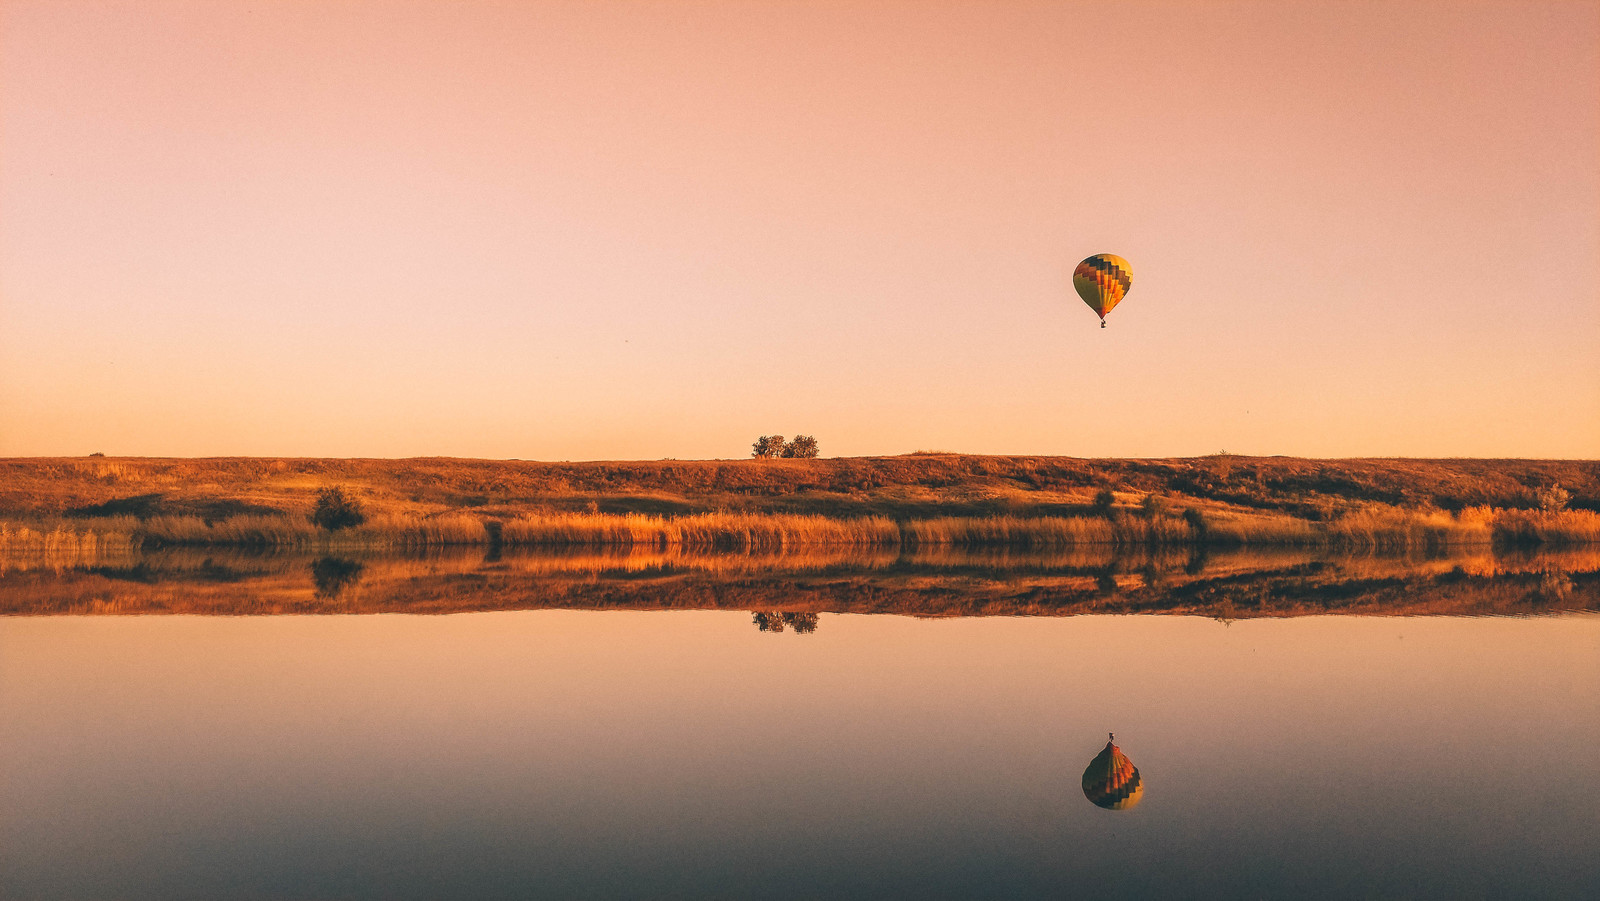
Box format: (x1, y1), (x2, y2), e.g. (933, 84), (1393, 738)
(1, 544), (1596, 622)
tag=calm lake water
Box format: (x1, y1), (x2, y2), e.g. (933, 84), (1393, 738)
(2, 550), (1597, 899)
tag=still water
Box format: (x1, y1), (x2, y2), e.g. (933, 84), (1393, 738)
(1, 551), (1597, 899)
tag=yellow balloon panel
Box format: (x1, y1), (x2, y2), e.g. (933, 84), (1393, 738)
(1073, 253), (1132, 321)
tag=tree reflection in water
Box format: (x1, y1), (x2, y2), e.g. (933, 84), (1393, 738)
(752, 611), (820, 634)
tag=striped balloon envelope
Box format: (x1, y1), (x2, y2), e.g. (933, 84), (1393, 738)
(1073, 253), (1132, 328)
(1082, 734), (1144, 810)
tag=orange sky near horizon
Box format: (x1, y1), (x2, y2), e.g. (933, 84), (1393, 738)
(2, 1), (1596, 460)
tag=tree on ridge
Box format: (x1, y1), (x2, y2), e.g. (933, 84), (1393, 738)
(783, 435), (819, 458)
(751, 435), (786, 459)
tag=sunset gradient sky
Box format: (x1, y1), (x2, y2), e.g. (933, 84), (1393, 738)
(2, 1), (1596, 459)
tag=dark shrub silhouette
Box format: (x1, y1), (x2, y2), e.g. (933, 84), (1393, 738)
(1093, 488), (1116, 515)
(311, 486), (366, 531)
(310, 557), (364, 599)
(751, 436), (786, 459)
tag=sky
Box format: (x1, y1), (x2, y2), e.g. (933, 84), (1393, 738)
(1, 0), (1596, 460)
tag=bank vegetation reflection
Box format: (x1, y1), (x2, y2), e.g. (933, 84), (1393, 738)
(1, 544), (1597, 620)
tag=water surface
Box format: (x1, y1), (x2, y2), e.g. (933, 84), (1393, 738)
(1, 550), (1596, 899)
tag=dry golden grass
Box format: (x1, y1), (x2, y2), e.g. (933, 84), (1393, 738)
(500, 511), (900, 549)
(1193, 504), (1567, 551)
(1322, 505), (1492, 550)
(905, 515), (1113, 547)
(2, 512), (491, 553)
(1490, 508), (1600, 546)
(1200, 511), (1321, 545)
(7, 504), (1600, 554)
(130, 512), (491, 549)
(902, 513), (1193, 547)
(0, 520), (137, 556)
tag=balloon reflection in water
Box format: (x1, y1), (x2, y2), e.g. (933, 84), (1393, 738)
(1082, 733), (1143, 810)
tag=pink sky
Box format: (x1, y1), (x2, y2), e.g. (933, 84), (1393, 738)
(2, 1), (1596, 459)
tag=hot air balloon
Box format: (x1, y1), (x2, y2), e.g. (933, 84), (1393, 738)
(1073, 254), (1132, 328)
(1082, 733), (1143, 810)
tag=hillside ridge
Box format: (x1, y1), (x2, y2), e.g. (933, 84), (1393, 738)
(3, 454), (1596, 522)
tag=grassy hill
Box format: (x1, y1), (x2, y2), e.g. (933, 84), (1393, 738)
(2, 454), (1597, 551)
(4, 453), (1596, 518)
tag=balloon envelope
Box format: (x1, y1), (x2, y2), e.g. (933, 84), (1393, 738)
(1082, 738), (1143, 810)
(1073, 254), (1132, 322)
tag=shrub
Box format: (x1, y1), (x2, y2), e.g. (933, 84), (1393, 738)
(783, 435), (820, 458)
(1093, 488), (1116, 515)
(1140, 494), (1167, 518)
(1537, 484), (1571, 513)
(311, 486), (366, 531)
(751, 435), (786, 459)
